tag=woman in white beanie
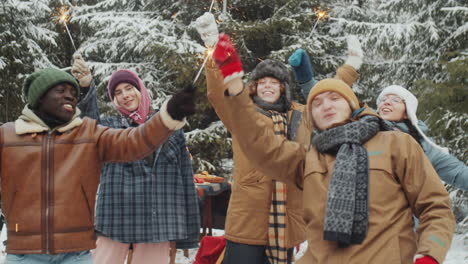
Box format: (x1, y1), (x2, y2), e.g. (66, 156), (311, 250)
(377, 85), (468, 191)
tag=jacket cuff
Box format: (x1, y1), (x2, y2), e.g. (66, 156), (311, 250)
(159, 100), (187, 130)
(413, 254), (424, 262)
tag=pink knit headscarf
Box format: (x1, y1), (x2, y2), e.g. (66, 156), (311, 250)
(107, 69), (151, 125)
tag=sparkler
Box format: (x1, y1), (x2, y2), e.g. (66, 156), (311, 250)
(193, 48), (214, 84)
(193, 8), (219, 84)
(57, 6), (77, 51)
(308, 9), (329, 38)
(209, 0), (215, 13)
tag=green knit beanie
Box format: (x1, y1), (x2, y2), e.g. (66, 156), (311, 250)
(23, 68), (80, 108)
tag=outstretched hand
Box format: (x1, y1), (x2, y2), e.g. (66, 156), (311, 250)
(212, 33), (244, 83)
(166, 85), (197, 121)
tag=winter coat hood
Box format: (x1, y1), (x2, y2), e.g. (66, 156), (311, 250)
(377, 85), (448, 153)
(15, 105), (83, 135)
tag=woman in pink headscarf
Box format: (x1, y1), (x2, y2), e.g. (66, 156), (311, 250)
(75, 66), (200, 264)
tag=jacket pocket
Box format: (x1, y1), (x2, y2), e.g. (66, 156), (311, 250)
(80, 186), (93, 225)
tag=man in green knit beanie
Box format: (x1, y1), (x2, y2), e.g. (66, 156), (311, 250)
(0, 67), (197, 263)
(21, 68), (81, 128)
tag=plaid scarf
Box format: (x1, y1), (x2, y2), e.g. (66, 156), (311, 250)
(266, 111), (289, 264)
(312, 115), (383, 247)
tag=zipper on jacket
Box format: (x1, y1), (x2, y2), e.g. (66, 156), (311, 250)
(44, 132), (53, 253)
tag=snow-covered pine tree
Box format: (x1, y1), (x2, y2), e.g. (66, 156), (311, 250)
(72, 0), (233, 175)
(413, 5), (467, 163)
(0, 0), (61, 122)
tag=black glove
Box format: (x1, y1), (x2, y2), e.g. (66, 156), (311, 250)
(166, 85), (196, 121)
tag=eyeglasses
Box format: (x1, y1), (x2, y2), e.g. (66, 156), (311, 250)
(378, 95), (404, 104)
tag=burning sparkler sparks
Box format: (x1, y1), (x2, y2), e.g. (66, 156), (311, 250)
(193, 48), (214, 84)
(308, 8), (329, 38)
(56, 6), (77, 51)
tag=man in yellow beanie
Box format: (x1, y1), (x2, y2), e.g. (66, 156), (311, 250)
(0, 67), (196, 263)
(207, 33), (455, 264)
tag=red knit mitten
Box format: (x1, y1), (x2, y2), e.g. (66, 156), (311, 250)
(414, 256), (438, 264)
(212, 33), (244, 83)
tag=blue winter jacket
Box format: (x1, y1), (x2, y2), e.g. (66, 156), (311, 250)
(388, 120), (468, 191)
(78, 84), (200, 248)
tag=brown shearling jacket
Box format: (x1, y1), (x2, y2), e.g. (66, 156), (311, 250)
(0, 106), (173, 254)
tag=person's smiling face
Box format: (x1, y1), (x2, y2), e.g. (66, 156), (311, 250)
(377, 93), (407, 122)
(114, 83), (140, 112)
(256, 77), (282, 103)
(37, 83), (77, 122)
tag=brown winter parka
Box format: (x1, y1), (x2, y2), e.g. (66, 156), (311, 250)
(0, 106), (173, 254)
(219, 87), (455, 264)
(206, 63), (309, 247)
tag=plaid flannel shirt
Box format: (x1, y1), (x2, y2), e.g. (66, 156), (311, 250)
(79, 84), (200, 247)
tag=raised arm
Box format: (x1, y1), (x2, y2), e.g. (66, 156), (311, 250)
(207, 34), (307, 183)
(77, 81), (100, 121)
(71, 53), (100, 120)
(289, 35), (363, 99)
(205, 60), (236, 131)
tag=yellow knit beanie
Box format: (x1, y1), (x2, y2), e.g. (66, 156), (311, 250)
(306, 78), (360, 112)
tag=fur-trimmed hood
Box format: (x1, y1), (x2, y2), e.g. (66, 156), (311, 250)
(14, 105), (83, 135)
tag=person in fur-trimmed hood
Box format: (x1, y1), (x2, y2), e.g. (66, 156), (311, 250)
(376, 85), (468, 191)
(207, 33), (454, 264)
(196, 12), (361, 264)
(206, 52), (310, 264)
(0, 67), (195, 263)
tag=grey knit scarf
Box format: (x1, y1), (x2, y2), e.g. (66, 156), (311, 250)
(312, 115), (382, 247)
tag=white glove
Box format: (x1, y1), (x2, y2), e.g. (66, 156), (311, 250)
(194, 12), (219, 48)
(345, 35), (363, 70)
(71, 53), (92, 88)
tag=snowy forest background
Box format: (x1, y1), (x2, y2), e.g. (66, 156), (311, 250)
(0, 0), (466, 231)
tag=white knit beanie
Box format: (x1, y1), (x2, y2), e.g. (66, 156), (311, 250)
(377, 85), (448, 153)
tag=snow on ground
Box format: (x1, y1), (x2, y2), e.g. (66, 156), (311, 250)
(0, 228), (466, 263)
